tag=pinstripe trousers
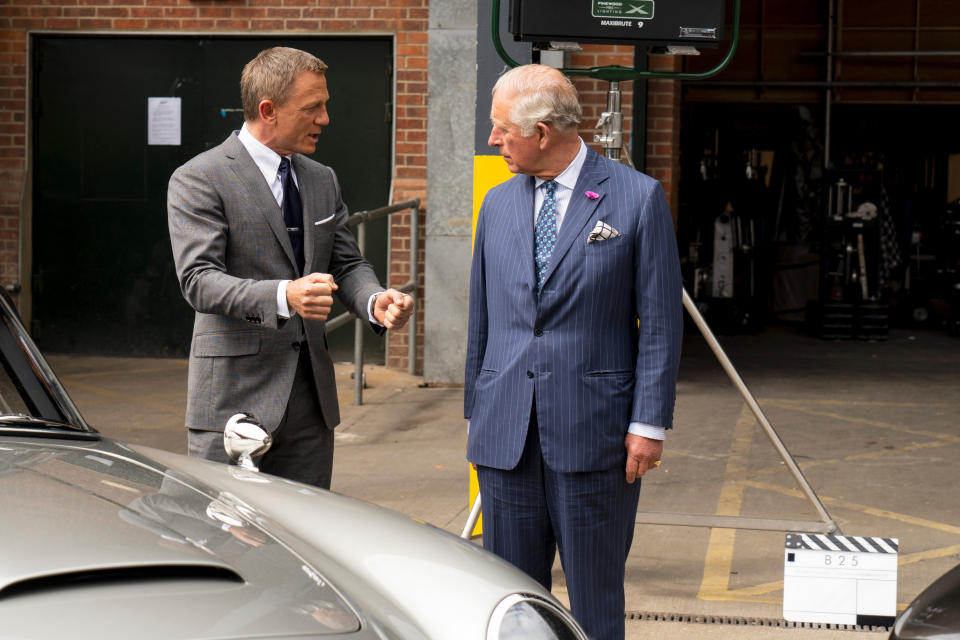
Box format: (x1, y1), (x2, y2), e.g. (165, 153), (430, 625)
(476, 403), (643, 640)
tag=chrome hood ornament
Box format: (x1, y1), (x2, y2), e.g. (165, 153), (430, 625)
(224, 413), (272, 471)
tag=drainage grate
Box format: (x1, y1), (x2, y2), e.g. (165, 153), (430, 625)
(624, 611), (892, 633)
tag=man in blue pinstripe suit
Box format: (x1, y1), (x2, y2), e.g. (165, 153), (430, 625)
(465, 64), (683, 639)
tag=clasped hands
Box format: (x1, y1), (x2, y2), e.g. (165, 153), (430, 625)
(287, 273), (415, 330)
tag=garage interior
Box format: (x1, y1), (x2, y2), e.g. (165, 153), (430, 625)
(673, 0), (960, 340)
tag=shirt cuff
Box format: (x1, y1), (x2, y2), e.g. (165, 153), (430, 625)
(277, 280), (292, 319)
(368, 292), (384, 326)
(628, 422), (666, 440)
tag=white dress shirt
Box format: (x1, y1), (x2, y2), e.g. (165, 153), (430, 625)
(534, 139), (665, 442)
(237, 124), (381, 323)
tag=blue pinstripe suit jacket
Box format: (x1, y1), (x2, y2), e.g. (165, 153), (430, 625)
(464, 147), (683, 473)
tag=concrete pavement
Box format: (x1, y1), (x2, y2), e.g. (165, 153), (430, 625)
(45, 324), (960, 639)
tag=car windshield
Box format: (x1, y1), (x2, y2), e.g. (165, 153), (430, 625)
(0, 291), (93, 436)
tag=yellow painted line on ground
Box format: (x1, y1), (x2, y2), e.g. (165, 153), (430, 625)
(899, 543), (960, 566)
(725, 578), (784, 598)
(59, 364), (189, 380)
(704, 535), (960, 605)
(762, 402), (960, 444)
(744, 479), (960, 536)
(697, 405), (755, 601)
(60, 378), (188, 416)
(696, 485), (960, 603)
(712, 545), (960, 601)
(841, 439), (950, 462)
(761, 397), (960, 409)
(57, 378), (125, 398)
(715, 546), (960, 599)
(704, 592), (781, 604)
(694, 400), (960, 605)
(753, 438), (951, 478)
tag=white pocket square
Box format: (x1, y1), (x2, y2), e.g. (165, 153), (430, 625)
(587, 221), (620, 243)
(314, 214), (335, 225)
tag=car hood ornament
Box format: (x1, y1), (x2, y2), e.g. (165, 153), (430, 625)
(224, 413), (272, 471)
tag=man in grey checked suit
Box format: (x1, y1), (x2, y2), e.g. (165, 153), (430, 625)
(168, 47), (413, 489)
(465, 64), (682, 639)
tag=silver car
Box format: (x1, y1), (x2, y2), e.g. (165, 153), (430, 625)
(0, 290), (586, 640)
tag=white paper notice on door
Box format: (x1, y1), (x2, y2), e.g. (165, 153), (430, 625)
(148, 97), (181, 146)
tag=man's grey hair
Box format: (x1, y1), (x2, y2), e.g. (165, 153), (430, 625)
(241, 47), (328, 122)
(492, 64), (582, 136)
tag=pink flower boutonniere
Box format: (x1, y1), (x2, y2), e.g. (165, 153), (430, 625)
(585, 190), (600, 200)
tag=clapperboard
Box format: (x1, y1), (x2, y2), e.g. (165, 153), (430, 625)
(783, 533), (898, 626)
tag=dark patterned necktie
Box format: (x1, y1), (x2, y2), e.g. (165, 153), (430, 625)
(278, 157), (305, 274)
(534, 180), (558, 292)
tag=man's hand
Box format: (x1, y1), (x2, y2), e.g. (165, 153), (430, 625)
(625, 434), (663, 484)
(287, 273), (338, 321)
(373, 289), (415, 330)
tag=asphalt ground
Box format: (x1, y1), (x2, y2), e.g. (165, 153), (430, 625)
(45, 323), (960, 639)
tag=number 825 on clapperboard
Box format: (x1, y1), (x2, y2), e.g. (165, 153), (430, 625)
(783, 533), (898, 626)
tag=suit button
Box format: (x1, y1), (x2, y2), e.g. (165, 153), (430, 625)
(526, 371), (534, 378)
(534, 328), (543, 336)
(292, 342), (301, 351)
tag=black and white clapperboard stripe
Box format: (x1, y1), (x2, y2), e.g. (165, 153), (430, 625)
(786, 533), (899, 554)
(783, 532), (899, 626)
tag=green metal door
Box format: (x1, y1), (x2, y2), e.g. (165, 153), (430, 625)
(32, 35), (392, 360)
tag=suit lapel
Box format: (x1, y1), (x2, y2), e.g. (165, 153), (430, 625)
(224, 134), (299, 273)
(540, 149), (610, 289)
(510, 175), (537, 291)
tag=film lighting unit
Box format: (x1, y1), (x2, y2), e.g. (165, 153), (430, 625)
(509, 0), (725, 51)
(493, 0), (737, 161)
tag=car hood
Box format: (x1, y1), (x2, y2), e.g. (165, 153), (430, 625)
(0, 438), (370, 639)
(0, 438), (549, 640)
(891, 563), (960, 640)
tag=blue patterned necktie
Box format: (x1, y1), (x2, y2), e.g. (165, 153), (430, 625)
(534, 179), (558, 292)
(278, 157), (305, 274)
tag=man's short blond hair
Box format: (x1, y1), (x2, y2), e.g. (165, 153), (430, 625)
(492, 64), (582, 136)
(241, 47), (328, 122)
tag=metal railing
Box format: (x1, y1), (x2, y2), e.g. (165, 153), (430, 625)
(325, 198), (420, 405)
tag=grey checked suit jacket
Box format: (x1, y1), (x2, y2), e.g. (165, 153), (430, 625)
(168, 132), (382, 434)
(464, 147), (683, 473)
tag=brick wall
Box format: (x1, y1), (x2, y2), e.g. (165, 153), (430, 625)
(388, 27), (427, 374)
(0, 0), (426, 372)
(646, 53), (682, 222)
(384, 203), (424, 372)
(568, 46), (682, 223)
(0, 29), (25, 292)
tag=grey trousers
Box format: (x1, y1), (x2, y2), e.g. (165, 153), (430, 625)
(188, 348), (335, 489)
